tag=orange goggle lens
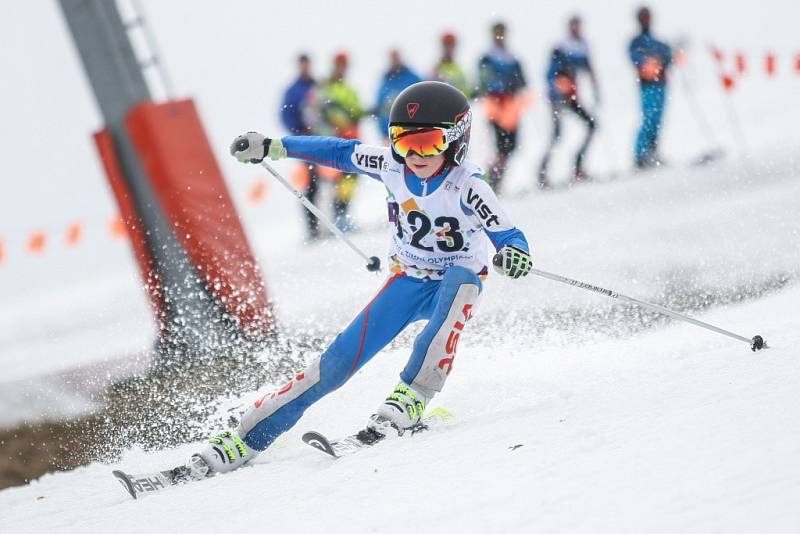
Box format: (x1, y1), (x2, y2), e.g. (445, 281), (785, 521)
(389, 126), (449, 158)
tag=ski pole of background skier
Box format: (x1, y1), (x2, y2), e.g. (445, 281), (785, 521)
(673, 40), (723, 155)
(707, 43), (750, 166)
(258, 159), (381, 272)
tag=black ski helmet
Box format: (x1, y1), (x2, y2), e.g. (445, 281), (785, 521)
(388, 81), (472, 166)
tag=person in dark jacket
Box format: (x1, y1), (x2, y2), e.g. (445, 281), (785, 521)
(280, 54), (322, 240)
(629, 6), (672, 169)
(375, 50), (422, 140)
(281, 54), (316, 135)
(538, 15), (599, 189)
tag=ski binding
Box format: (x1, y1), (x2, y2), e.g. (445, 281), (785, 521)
(302, 406), (454, 459)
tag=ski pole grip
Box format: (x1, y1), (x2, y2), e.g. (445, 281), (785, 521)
(366, 256), (381, 272)
(492, 252), (503, 268)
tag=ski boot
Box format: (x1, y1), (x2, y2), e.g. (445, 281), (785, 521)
(362, 382), (430, 442)
(194, 431), (258, 475)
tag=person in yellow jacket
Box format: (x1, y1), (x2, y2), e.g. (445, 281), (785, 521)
(315, 52), (365, 231)
(432, 32), (471, 97)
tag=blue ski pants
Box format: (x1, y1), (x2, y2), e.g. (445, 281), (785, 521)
(635, 83), (667, 163)
(239, 267), (482, 450)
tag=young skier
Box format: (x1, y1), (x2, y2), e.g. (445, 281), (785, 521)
(186, 81), (532, 479)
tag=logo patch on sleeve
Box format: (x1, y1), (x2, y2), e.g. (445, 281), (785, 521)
(465, 188), (500, 227)
(355, 152), (386, 171)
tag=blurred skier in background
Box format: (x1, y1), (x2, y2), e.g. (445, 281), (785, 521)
(477, 22), (529, 194)
(280, 53), (321, 240)
(537, 15), (600, 189)
(280, 54), (316, 136)
(316, 52), (365, 231)
(374, 49), (422, 142)
(187, 81), (532, 479)
(629, 6), (672, 170)
(432, 32), (471, 97)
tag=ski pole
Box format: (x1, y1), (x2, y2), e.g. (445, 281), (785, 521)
(677, 58), (722, 150)
(528, 267), (767, 351)
(259, 160), (382, 273)
(595, 106), (622, 180)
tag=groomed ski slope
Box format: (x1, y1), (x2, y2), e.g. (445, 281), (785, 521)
(2, 286), (799, 532)
(2, 156), (799, 533)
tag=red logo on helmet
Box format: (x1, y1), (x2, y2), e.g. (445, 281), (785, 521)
(407, 103), (420, 118)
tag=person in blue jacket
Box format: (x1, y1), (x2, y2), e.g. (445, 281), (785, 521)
(538, 15), (599, 189)
(629, 6), (672, 169)
(374, 50), (423, 141)
(280, 54), (321, 239)
(280, 54), (316, 136)
(180, 82), (533, 479)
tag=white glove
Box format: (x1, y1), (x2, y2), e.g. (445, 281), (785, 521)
(492, 246), (532, 279)
(229, 132), (287, 163)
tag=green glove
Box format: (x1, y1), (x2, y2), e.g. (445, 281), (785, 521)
(492, 246), (532, 279)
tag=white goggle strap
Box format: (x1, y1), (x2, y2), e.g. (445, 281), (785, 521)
(444, 110), (472, 145)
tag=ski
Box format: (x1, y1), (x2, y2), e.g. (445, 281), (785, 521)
(113, 459), (208, 499)
(302, 407), (454, 459)
(113, 468), (179, 499)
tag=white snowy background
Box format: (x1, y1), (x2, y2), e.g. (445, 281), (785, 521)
(1, 0), (799, 532)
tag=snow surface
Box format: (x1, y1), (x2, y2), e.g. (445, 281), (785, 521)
(1, 0), (800, 532)
(2, 284), (799, 533)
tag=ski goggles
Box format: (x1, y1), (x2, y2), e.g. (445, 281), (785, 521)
(389, 110), (472, 158)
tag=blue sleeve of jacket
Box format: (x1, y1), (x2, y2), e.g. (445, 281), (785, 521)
(375, 78), (393, 132)
(282, 136), (362, 175)
(485, 228), (529, 253)
(513, 60), (527, 92)
(407, 68), (423, 85)
(629, 36), (646, 66)
(569, 54), (590, 70)
(545, 54), (558, 83)
(280, 82), (304, 134)
(657, 39), (673, 67)
(629, 35), (673, 67)
(545, 57), (559, 100)
(376, 77), (391, 111)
